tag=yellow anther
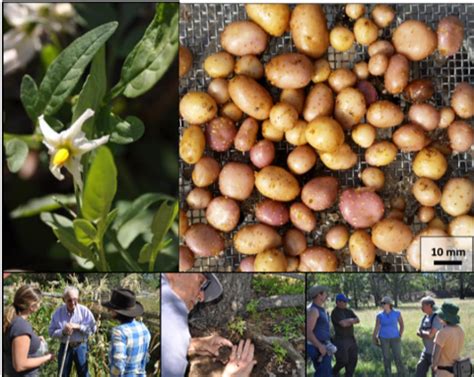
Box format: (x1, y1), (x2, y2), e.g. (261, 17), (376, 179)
(52, 148), (70, 166)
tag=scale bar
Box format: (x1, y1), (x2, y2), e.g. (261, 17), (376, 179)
(433, 260), (463, 266)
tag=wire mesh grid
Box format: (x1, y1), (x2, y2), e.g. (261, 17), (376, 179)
(179, 4), (474, 272)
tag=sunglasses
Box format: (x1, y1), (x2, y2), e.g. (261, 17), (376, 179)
(200, 279), (211, 292)
(381, 302), (387, 305)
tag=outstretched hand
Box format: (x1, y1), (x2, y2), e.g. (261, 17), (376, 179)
(193, 334), (233, 356)
(222, 339), (257, 377)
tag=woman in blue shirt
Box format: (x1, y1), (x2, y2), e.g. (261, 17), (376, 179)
(372, 296), (406, 377)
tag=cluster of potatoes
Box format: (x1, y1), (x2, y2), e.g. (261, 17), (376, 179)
(179, 4), (474, 272)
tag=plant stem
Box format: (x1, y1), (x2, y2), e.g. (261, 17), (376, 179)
(107, 235), (142, 272)
(74, 184), (82, 218)
(97, 239), (109, 272)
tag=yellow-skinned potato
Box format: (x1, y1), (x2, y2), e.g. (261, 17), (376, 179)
(179, 45), (193, 78)
(325, 225), (349, 250)
(298, 247), (338, 272)
(371, 5), (395, 28)
(269, 102), (298, 132)
(290, 5), (329, 59)
(372, 218), (413, 253)
(303, 83), (334, 122)
(312, 58), (332, 83)
(417, 206), (435, 223)
(451, 82), (474, 119)
(265, 53), (313, 89)
(368, 53), (389, 76)
(319, 143), (358, 171)
(349, 230), (376, 269)
(179, 209), (188, 238)
(368, 40), (395, 57)
(287, 145), (317, 175)
(437, 16), (464, 57)
(365, 141), (398, 167)
(254, 249), (288, 272)
(228, 75), (273, 120)
(392, 124), (430, 152)
(345, 4), (366, 20)
(353, 61), (369, 80)
(234, 224), (282, 255)
(221, 21), (268, 56)
(204, 51), (235, 78)
(440, 178), (474, 217)
(255, 166), (300, 202)
(305, 116), (344, 153)
(412, 178), (442, 207)
(220, 102), (243, 122)
(281, 88), (305, 115)
(179, 125), (205, 164)
(448, 121), (474, 153)
(179, 92), (217, 125)
(406, 228), (447, 270)
(287, 256), (300, 272)
(361, 167), (385, 191)
(208, 78), (229, 105)
(328, 68), (357, 93)
(449, 215), (474, 237)
(392, 20), (437, 61)
(354, 18), (379, 46)
(285, 119), (308, 146)
(438, 107), (456, 128)
(384, 54), (409, 94)
(245, 4), (290, 37)
(262, 119), (285, 142)
(352, 123), (376, 148)
(330, 26), (355, 52)
(413, 147), (448, 180)
(335, 88), (366, 130)
(234, 55), (264, 79)
(367, 100), (404, 128)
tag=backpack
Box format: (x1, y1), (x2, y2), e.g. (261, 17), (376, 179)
(453, 358), (472, 377)
(420, 312), (437, 331)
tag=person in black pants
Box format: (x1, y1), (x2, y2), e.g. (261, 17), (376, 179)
(331, 293), (360, 377)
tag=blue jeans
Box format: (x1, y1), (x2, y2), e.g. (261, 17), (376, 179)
(307, 343), (333, 377)
(58, 342), (89, 377)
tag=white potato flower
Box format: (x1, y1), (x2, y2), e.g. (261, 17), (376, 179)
(39, 109), (109, 190)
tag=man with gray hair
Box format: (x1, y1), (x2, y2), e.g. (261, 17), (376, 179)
(49, 286), (97, 377)
(416, 296), (442, 377)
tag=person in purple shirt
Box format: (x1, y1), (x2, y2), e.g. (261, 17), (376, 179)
(48, 286), (97, 377)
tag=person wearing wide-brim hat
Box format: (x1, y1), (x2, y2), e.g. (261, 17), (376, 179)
(101, 288), (151, 377)
(431, 302), (465, 377)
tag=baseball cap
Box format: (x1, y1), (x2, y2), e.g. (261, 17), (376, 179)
(202, 273), (223, 303)
(335, 293), (350, 302)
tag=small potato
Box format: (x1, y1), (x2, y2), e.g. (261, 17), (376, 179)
(179, 245), (195, 271)
(429, 217), (447, 232)
(205, 117), (237, 152)
(365, 141), (398, 167)
(319, 143), (358, 171)
(437, 16), (464, 57)
(325, 225), (349, 250)
(287, 256), (300, 272)
(192, 156), (220, 187)
(367, 100), (404, 128)
(448, 121), (474, 153)
(361, 167), (385, 190)
(262, 119), (285, 142)
(440, 177), (473, 216)
(265, 53), (313, 89)
(335, 88), (366, 130)
(221, 21), (268, 56)
(204, 52), (235, 78)
(250, 139), (275, 169)
(287, 145), (317, 175)
(184, 223), (224, 257)
(228, 75), (273, 120)
(312, 58), (332, 83)
(305, 116), (344, 153)
(386, 209), (404, 221)
(413, 147), (448, 180)
(406, 228), (447, 270)
(219, 162), (255, 201)
(349, 230), (376, 269)
(255, 199), (289, 227)
(283, 228), (307, 256)
(384, 54), (409, 94)
(412, 177), (442, 206)
(352, 123), (376, 148)
(345, 4), (366, 20)
(254, 249), (288, 272)
(290, 5), (329, 59)
(281, 88), (305, 115)
(339, 188), (385, 228)
(180, 92), (217, 124)
(303, 83), (334, 122)
(418, 206), (435, 223)
(301, 176), (339, 211)
(298, 247), (338, 272)
(392, 20), (437, 61)
(285, 119), (308, 146)
(449, 215), (474, 237)
(179, 209), (188, 238)
(438, 107), (456, 129)
(234, 55), (264, 79)
(186, 188), (212, 209)
(368, 40), (395, 57)
(408, 103), (440, 131)
(179, 45), (193, 78)
(290, 202), (317, 232)
(368, 53), (389, 76)
(353, 61), (369, 80)
(356, 80), (378, 106)
(245, 4), (290, 37)
(179, 125), (205, 164)
(390, 197), (406, 211)
(206, 196), (240, 232)
(269, 102), (298, 132)
(208, 78), (230, 105)
(234, 117), (258, 152)
(451, 82), (474, 119)
(354, 18), (379, 46)
(238, 256), (255, 272)
(220, 102), (243, 122)
(330, 26), (355, 52)
(255, 166), (300, 202)
(392, 123), (430, 152)
(328, 68), (357, 93)
(403, 79), (434, 103)
(234, 223), (282, 255)
(371, 5), (395, 28)
(372, 218), (413, 253)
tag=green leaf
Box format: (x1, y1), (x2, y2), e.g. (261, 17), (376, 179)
(82, 146), (117, 222)
(73, 46), (107, 137)
(108, 114), (145, 144)
(111, 4), (178, 98)
(4, 133), (42, 149)
(10, 194), (75, 218)
(40, 212), (73, 229)
(117, 211), (153, 249)
(20, 75), (39, 121)
(103, 208), (119, 234)
(36, 21), (118, 116)
(53, 227), (94, 260)
(73, 219), (97, 247)
(43, 115), (65, 132)
(5, 139), (28, 173)
(40, 43), (61, 70)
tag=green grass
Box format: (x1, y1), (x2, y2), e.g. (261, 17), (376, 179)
(307, 298), (474, 376)
(252, 274), (304, 295)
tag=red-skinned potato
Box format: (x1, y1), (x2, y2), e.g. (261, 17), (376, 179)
(234, 224), (282, 255)
(451, 82), (474, 119)
(356, 80), (378, 106)
(219, 162), (255, 201)
(384, 54), (409, 94)
(301, 176), (339, 211)
(185, 223), (224, 257)
(255, 199), (290, 227)
(368, 40), (395, 57)
(403, 79), (434, 103)
(391, 197), (406, 211)
(250, 139), (275, 169)
(339, 188), (385, 228)
(265, 53), (313, 89)
(254, 249), (288, 272)
(392, 20), (437, 61)
(349, 230), (376, 269)
(192, 156), (220, 187)
(283, 228), (307, 256)
(290, 202), (317, 232)
(206, 196), (241, 232)
(205, 117), (237, 152)
(437, 16), (464, 57)
(238, 256), (256, 272)
(287, 256), (300, 272)
(287, 145), (317, 175)
(325, 225), (349, 250)
(448, 121), (474, 153)
(372, 218), (413, 253)
(234, 117), (259, 152)
(221, 21), (268, 56)
(299, 247), (338, 272)
(179, 246), (195, 271)
(408, 103), (440, 132)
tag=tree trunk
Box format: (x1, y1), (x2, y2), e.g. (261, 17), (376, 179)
(370, 275), (382, 307)
(256, 294), (304, 311)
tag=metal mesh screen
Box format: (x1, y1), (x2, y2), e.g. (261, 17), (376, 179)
(179, 4), (474, 272)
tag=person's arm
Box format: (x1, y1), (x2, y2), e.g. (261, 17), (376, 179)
(372, 317), (381, 345)
(77, 307), (96, 336)
(306, 309), (326, 355)
(398, 313), (404, 338)
(109, 328), (126, 377)
(12, 336), (53, 372)
(431, 343), (441, 373)
(188, 334), (233, 356)
(48, 309), (64, 338)
(338, 318), (360, 327)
